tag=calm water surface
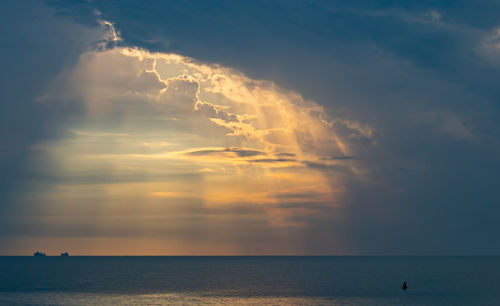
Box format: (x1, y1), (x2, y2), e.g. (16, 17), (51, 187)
(0, 256), (499, 305)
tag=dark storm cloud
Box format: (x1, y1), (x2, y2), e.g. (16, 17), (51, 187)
(2, 0), (500, 254)
(0, 1), (99, 207)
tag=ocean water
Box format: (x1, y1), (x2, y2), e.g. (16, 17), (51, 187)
(0, 256), (499, 305)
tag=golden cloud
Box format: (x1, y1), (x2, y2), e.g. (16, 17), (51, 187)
(26, 45), (374, 253)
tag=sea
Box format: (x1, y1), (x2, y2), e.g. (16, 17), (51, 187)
(0, 256), (499, 305)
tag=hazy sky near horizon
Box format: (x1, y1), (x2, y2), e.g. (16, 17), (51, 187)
(1, 0), (500, 255)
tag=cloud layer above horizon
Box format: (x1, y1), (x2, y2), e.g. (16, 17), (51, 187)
(1, 0), (500, 255)
(2, 25), (372, 254)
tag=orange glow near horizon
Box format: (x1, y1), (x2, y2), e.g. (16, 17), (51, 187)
(6, 46), (371, 255)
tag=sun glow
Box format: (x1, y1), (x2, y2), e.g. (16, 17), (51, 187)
(26, 45), (371, 254)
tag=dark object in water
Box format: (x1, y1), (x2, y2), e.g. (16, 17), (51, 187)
(402, 281), (408, 290)
(60, 252), (69, 257)
(33, 251), (46, 257)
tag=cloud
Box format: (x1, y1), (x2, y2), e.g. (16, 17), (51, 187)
(10, 42), (361, 254)
(249, 158), (296, 164)
(269, 191), (325, 200)
(0, 1), (128, 223)
(320, 156), (354, 161)
(424, 112), (473, 139)
(478, 27), (500, 66)
(194, 101), (239, 122)
(5, 0), (500, 255)
(302, 161), (344, 171)
(98, 20), (121, 43)
(275, 152), (296, 157)
(185, 147), (266, 158)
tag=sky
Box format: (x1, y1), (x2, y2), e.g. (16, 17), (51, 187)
(1, 0), (500, 255)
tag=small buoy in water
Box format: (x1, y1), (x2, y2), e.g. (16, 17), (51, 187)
(402, 281), (408, 290)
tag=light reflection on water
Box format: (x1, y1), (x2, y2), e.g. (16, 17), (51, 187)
(1, 257), (500, 305)
(0, 293), (336, 306)
(0, 292), (498, 306)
